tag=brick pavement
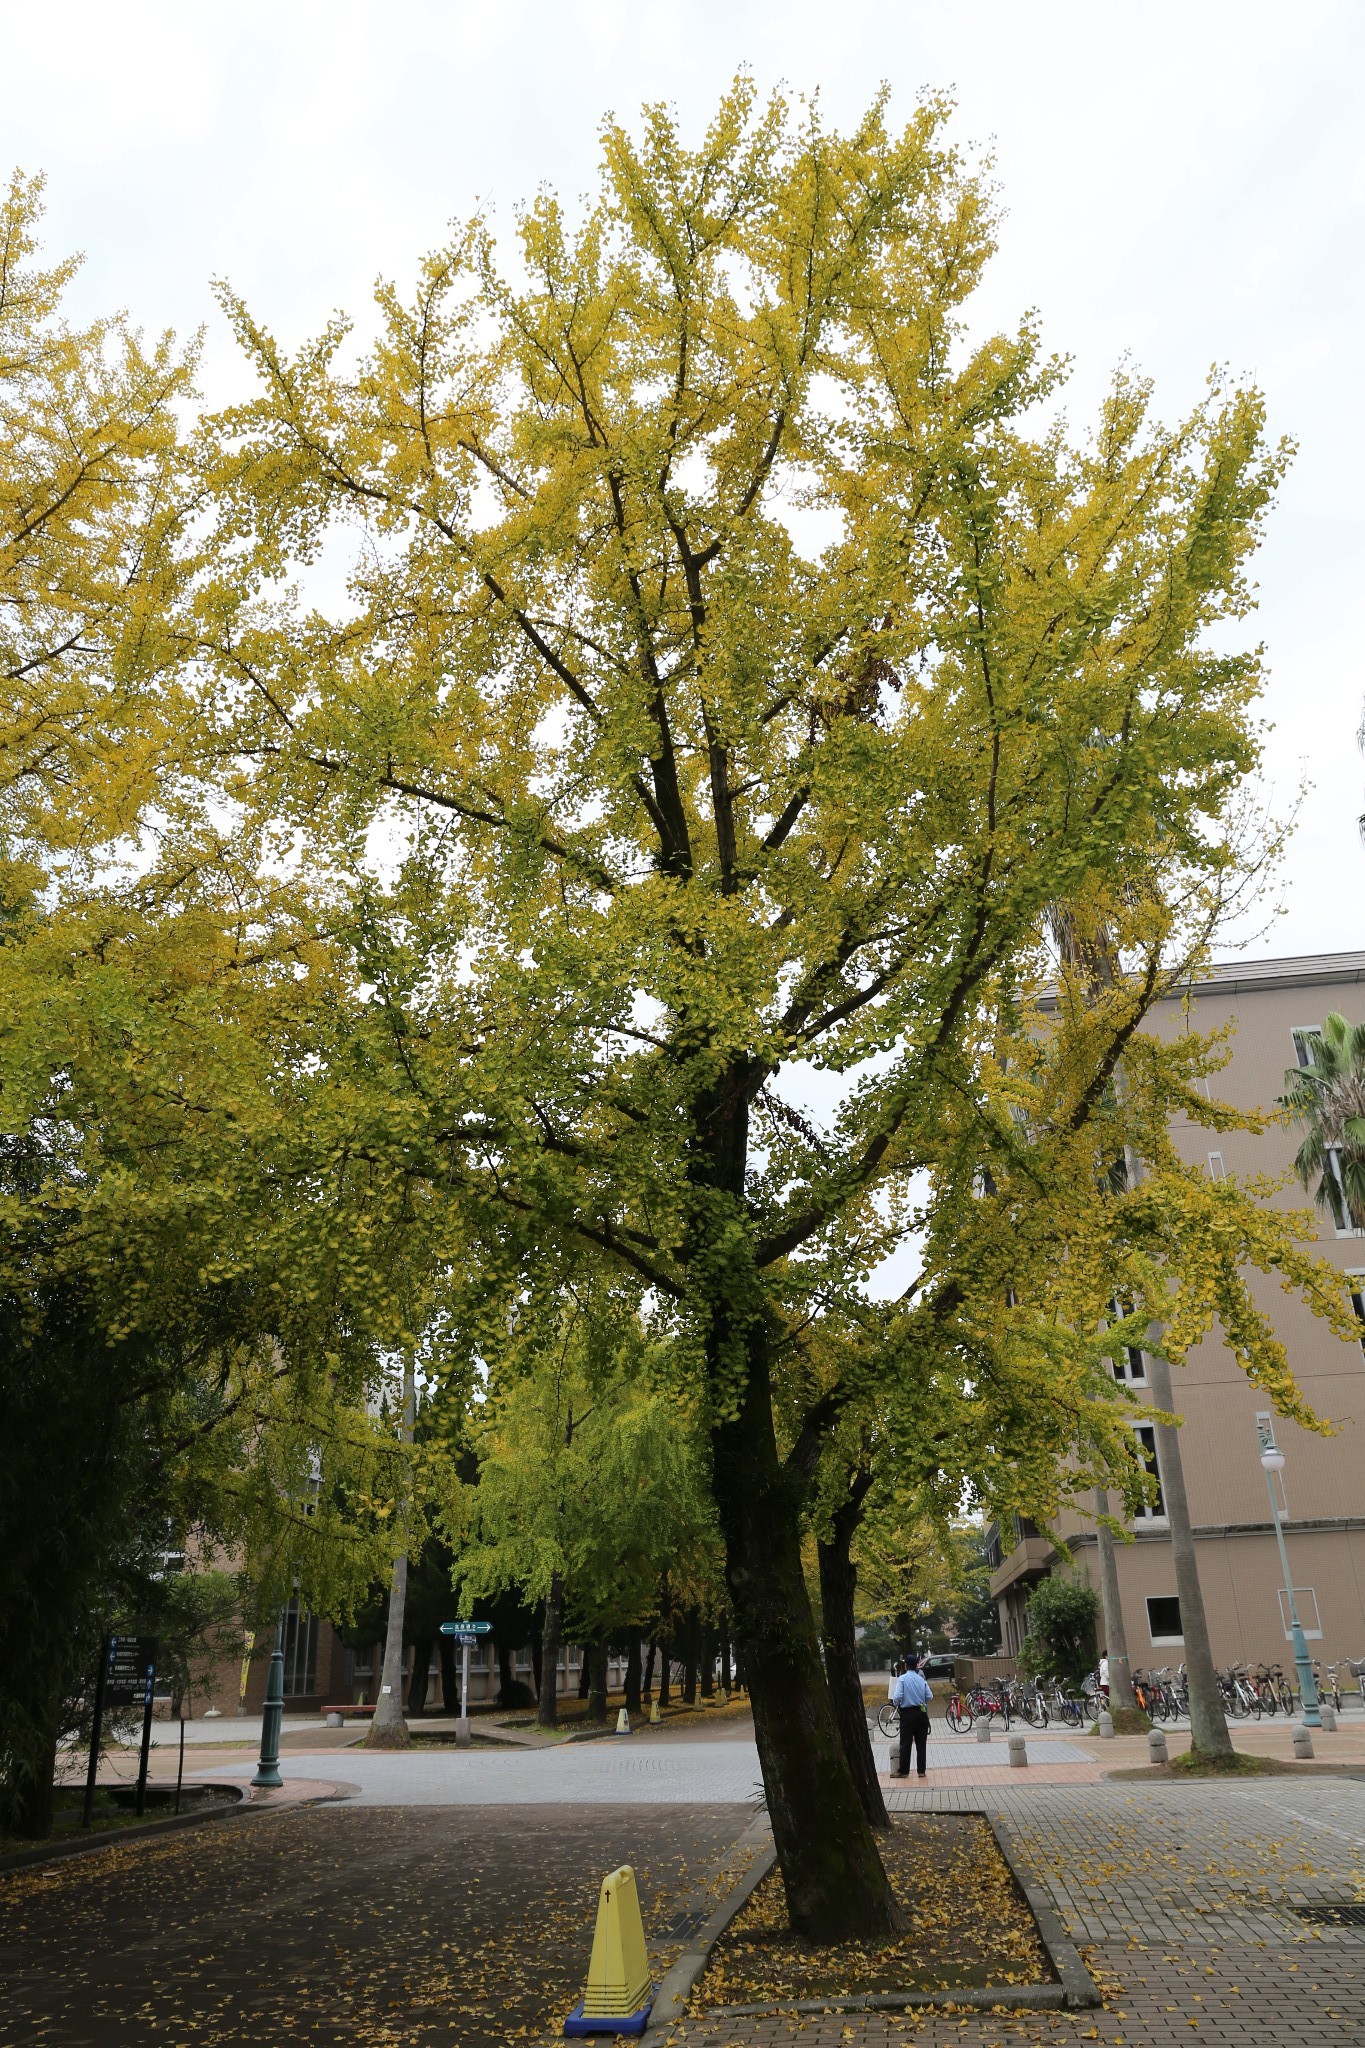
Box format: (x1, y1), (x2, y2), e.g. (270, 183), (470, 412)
(660, 1777), (1365, 2048)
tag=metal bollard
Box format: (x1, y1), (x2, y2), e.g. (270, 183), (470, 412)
(1319, 1703), (1337, 1732)
(1097, 1709), (1115, 1739)
(325, 1711), (343, 1729)
(1008, 1734), (1028, 1768)
(1292, 1725), (1315, 1760)
(976, 1719), (992, 1743)
(1148, 1728), (1169, 1765)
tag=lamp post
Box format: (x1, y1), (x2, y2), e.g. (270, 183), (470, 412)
(251, 1614), (286, 1788)
(1256, 1422), (1321, 1728)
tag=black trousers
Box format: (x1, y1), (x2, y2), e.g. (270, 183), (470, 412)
(898, 1703), (929, 1777)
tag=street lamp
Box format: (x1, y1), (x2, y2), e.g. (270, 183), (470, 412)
(1256, 1423), (1321, 1729)
(251, 1613), (286, 1789)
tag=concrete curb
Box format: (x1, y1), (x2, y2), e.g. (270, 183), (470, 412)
(643, 1812), (777, 2037)
(987, 1810), (1102, 2009)
(0, 1776), (357, 1878)
(0, 1788), (247, 1875)
(643, 1804), (1102, 2030)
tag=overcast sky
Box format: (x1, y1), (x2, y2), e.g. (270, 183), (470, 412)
(8, 0), (1363, 960)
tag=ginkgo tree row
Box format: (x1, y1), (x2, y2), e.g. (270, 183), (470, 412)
(0, 84), (1356, 1929)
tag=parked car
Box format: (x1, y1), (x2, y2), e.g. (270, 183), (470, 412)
(919, 1653), (957, 1679)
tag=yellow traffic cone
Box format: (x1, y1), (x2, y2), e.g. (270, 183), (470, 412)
(615, 1706), (630, 1735)
(564, 1865), (652, 2035)
(648, 1699), (660, 1725)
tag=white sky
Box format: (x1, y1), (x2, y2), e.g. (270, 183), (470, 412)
(9, 0), (1363, 959)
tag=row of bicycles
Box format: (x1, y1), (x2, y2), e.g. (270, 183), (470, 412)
(875, 1654), (1365, 1739)
(877, 1674), (1094, 1735)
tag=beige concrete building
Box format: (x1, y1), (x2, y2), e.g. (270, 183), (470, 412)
(991, 950), (1365, 1675)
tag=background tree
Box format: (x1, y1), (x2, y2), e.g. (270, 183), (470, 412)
(1283, 1012), (1365, 1231)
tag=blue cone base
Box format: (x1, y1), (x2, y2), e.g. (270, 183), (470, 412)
(563, 1995), (653, 2036)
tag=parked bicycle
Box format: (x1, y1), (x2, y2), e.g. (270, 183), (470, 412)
(1036, 1675), (1084, 1727)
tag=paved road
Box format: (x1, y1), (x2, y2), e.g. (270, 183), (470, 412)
(186, 1731), (1091, 1805)
(0, 1803), (744, 2047)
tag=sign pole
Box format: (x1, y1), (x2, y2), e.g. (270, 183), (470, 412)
(175, 1713), (186, 1814)
(458, 1640), (472, 1747)
(134, 1654), (157, 1817)
(82, 1636), (110, 1830)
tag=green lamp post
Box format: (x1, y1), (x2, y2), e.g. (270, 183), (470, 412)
(251, 1614), (286, 1788)
(1256, 1421), (1321, 1729)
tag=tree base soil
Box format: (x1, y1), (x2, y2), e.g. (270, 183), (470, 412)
(690, 1814), (1050, 2011)
(0, 1784), (238, 1858)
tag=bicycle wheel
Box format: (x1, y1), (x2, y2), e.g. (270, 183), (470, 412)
(946, 1697), (973, 1734)
(1257, 1685), (1277, 1716)
(1082, 1693), (1100, 1722)
(876, 1702), (898, 1739)
(1014, 1695), (1040, 1727)
(1033, 1695), (1050, 1728)
(1060, 1698), (1082, 1728)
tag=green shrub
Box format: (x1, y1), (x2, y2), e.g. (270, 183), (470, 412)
(1018, 1574), (1098, 1689)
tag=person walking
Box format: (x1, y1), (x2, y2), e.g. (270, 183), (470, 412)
(889, 1653), (932, 1779)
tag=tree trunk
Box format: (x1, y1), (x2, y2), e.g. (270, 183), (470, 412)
(624, 1631), (643, 1716)
(1093, 1488), (1137, 1713)
(719, 1623), (732, 1693)
(817, 1482), (888, 1829)
(657, 1643), (671, 1708)
(367, 1355), (416, 1750)
(438, 1634), (458, 1715)
(407, 1636), (432, 1718)
(531, 1614), (543, 1702)
(577, 1649), (590, 1698)
(1143, 1348), (1233, 1759)
(538, 1573), (563, 1729)
(642, 1638), (656, 1701)
(700, 1624), (716, 1698)
(656, 1571), (672, 1707)
(710, 1319), (900, 1941)
(497, 1639), (514, 1704)
(682, 1629), (698, 1706)
(8, 1721), (58, 1840)
(587, 1637), (608, 1722)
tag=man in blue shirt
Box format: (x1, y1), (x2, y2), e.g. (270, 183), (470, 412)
(889, 1654), (933, 1778)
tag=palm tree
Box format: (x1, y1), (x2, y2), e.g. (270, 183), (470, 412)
(1282, 1012), (1365, 1231)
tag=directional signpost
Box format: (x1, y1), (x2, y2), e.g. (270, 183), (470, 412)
(440, 1621), (491, 1746)
(84, 1635), (158, 1826)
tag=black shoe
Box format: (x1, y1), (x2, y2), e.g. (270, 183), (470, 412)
(889, 1770), (908, 1777)
(916, 1772), (927, 1779)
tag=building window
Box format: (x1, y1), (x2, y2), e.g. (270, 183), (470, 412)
(1133, 1425), (1165, 1518)
(1207, 1151), (1226, 1181)
(281, 1598), (318, 1698)
(1348, 1274), (1365, 1355)
(1146, 1595), (1183, 1643)
(1276, 1586), (1322, 1642)
(1322, 1148), (1362, 1235)
(1108, 1300), (1146, 1383)
(1292, 1027), (1324, 1070)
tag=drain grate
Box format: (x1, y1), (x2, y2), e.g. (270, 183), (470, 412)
(1296, 1903), (1365, 1926)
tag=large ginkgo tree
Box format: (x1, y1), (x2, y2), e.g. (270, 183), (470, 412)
(195, 82), (1316, 1935)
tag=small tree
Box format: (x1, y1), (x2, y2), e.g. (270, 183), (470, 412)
(1017, 1573), (1099, 1690)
